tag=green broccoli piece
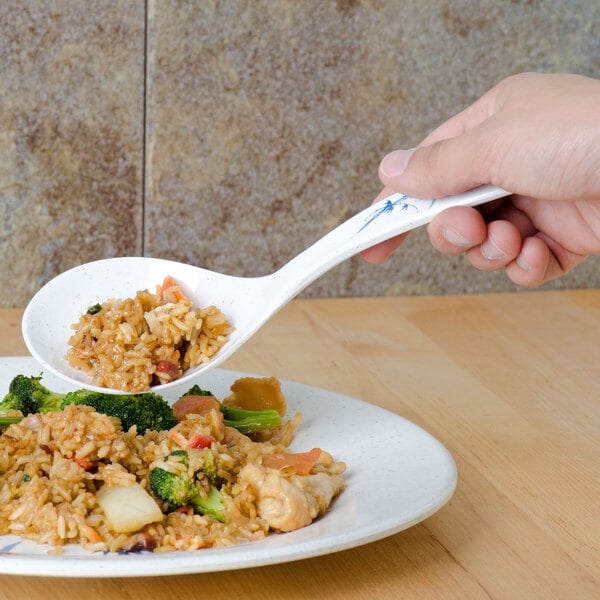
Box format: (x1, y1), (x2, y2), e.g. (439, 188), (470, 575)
(181, 385), (282, 434)
(86, 303), (103, 315)
(60, 390), (177, 434)
(220, 405), (282, 434)
(196, 446), (221, 487)
(0, 373), (65, 415)
(0, 415), (22, 427)
(182, 385), (213, 397)
(161, 449), (221, 486)
(0, 374), (177, 434)
(59, 389), (106, 409)
(149, 450), (226, 522)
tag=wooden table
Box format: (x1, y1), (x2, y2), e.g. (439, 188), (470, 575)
(0, 291), (598, 599)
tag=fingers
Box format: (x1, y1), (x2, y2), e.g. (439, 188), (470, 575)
(466, 220), (523, 270)
(427, 206), (487, 255)
(512, 230), (591, 286)
(362, 196), (588, 285)
(428, 208), (523, 270)
(505, 237), (552, 287)
(427, 206), (587, 287)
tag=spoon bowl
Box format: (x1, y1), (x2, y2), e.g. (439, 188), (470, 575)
(23, 185), (509, 392)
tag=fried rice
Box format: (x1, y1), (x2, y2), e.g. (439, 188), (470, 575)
(0, 386), (346, 554)
(66, 277), (233, 392)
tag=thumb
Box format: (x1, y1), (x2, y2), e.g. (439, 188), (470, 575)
(379, 126), (498, 199)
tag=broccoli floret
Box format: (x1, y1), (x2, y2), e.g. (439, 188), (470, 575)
(149, 450), (226, 522)
(60, 390), (177, 434)
(0, 374), (177, 434)
(197, 447), (221, 487)
(180, 385), (282, 434)
(0, 374), (65, 415)
(182, 384), (213, 397)
(59, 389), (106, 408)
(162, 448), (221, 487)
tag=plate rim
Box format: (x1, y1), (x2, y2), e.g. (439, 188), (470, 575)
(0, 357), (457, 578)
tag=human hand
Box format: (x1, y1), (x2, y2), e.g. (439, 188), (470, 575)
(361, 72), (600, 287)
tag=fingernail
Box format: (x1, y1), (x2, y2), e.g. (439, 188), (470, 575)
(379, 149), (415, 178)
(481, 237), (507, 260)
(442, 225), (474, 248)
(516, 253), (531, 270)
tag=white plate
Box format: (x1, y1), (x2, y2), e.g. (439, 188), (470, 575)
(0, 357), (456, 578)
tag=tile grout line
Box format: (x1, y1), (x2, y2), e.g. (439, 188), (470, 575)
(141, 0), (149, 256)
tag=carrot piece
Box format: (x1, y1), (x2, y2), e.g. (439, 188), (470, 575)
(81, 524), (102, 544)
(168, 430), (189, 448)
(159, 276), (189, 303)
(261, 447), (322, 475)
(73, 457), (94, 471)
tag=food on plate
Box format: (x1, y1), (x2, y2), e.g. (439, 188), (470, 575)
(0, 374), (346, 553)
(65, 276), (233, 392)
(176, 382), (283, 435)
(238, 461), (343, 532)
(0, 373), (177, 433)
(223, 376), (287, 415)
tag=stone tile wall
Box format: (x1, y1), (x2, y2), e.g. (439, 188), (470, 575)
(1, 0), (599, 307)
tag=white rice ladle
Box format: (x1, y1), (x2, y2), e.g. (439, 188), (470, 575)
(23, 185), (509, 393)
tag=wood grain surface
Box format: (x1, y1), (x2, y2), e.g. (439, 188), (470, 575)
(0, 291), (598, 599)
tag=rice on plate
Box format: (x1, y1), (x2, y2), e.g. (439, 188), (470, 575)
(66, 276), (233, 392)
(0, 376), (346, 554)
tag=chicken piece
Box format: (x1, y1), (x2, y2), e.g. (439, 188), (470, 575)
(238, 463), (344, 532)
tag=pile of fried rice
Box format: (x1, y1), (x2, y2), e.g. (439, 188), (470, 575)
(0, 380), (346, 554)
(66, 276), (233, 392)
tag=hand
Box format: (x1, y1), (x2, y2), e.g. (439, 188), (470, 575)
(361, 72), (600, 287)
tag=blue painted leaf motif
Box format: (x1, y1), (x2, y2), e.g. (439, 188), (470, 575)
(0, 540), (22, 553)
(358, 195), (419, 232)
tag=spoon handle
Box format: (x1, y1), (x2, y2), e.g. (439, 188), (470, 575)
(273, 184), (510, 293)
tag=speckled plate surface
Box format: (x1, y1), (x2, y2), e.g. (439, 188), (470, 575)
(0, 357), (456, 578)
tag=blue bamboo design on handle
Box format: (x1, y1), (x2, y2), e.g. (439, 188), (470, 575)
(358, 195), (438, 232)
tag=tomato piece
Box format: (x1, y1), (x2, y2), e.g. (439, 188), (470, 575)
(172, 394), (221, 421)
(189, 433), (216, 449)
(156, 360), (179, 381)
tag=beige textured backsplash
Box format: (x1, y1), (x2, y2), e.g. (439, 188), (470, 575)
(1, 0), (599, 307)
